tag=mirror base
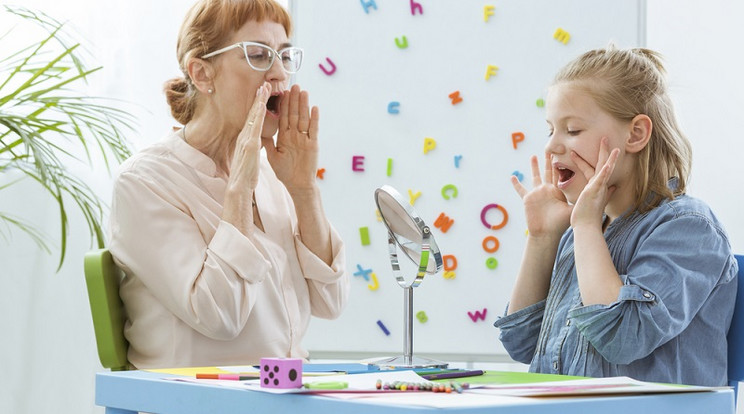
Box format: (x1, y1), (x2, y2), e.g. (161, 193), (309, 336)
(371, 355), (449, 369)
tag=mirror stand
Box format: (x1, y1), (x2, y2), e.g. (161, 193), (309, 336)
(373, 286), (448, 368)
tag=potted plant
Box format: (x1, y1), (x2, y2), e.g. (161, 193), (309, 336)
(0, 5), (134, 270)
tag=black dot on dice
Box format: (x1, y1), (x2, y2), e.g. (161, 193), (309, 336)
(263, 365), (269, 372)
(269, 372), (274, 379)
(288, 369), (297, 381)
(273, 366), (279, 373)
(274, 379), (279, 386)
(263, 378), (269, 385)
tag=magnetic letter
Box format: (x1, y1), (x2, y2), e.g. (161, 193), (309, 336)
(353, 264), (373, 281)
(443, 254), (458, 271)
(359, 227), (371, 246)
(511, 132), (525, 149)
(408, 189), (422, 205)
(386, 158), (393, 177)
(480, 203), (509, 230)
(352, 155), (365, 172)
(410, 0), (423, 15)
(416, 311), (428, 323)
(553, 28), (571, 44)
(423, 137), (437, 154)
(467, 308), (488, 322)
(482, 236), (500, 253)
(387, 101), (400, 114)
(441, 184), (458, 200)
(454, 155), (463, 168)
(360, 0), (377, 14)
(316, 168), (325, 179)
(395, 36), (408, 49)
(434, 212), (454, 233)
(318, 57), (337, 75)
(448, 90), (463, 105)
(484, 5), (495, 22)
(485, 64), (499, 81)
(367, 273), (379, 291)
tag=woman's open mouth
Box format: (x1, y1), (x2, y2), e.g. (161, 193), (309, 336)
(266, 93), (280, 117)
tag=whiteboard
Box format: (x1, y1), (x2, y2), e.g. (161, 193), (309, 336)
(291, 0), (645, 360)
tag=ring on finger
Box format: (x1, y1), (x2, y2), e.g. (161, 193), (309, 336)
(299, 130), (308, 134)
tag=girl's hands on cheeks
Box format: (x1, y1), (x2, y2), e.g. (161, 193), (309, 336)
(511, 153), (573, 240)
(569, 137), (619, 230)
(228, 82), (270, 191)
(264, 84), (319, 193)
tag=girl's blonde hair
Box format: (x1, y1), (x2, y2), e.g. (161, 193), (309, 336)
(553, 45), (692, 213)
(163, 0), (291, 125)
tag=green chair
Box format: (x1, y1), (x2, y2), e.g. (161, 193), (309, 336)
(84, 248), (130, 371)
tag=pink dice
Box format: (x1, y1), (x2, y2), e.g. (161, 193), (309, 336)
(259, 357), (303, 389)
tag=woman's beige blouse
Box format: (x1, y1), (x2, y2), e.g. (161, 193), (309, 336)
(109, 131), (349, 369)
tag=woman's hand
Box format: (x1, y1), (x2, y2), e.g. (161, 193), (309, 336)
(264, 84), (319, 193)
(570, 137), (619, 230)
(511, 153), (573, 240)
(227, 82), (271, 191)
(221, 82), (270, 236)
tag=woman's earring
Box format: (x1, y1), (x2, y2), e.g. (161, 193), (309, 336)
(207, 88), (214, 94)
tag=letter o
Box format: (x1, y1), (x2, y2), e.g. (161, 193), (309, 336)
(482, 236), (500, 253)
(480, 203), (509, 230)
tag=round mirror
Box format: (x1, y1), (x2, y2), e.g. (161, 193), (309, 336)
(375, 185), (443, 282)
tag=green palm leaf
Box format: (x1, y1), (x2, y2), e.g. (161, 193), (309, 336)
(0, 5), (135, 271)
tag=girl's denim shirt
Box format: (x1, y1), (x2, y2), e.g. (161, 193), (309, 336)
(494, 192), (738, 386)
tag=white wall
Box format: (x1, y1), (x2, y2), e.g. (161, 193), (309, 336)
(0, 1), (741, 413)
(646, 0), (744, 253)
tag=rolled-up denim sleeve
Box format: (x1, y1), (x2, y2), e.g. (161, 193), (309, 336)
(494, 300), (546, 364)
(568, 214), (734, 365)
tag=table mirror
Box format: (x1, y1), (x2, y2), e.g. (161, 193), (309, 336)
(372, 185), (446, 368)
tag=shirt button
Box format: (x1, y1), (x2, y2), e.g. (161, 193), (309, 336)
(553, 362), (559, 371)
(565, 319), (571, 326)
(643, 291), (653, 299)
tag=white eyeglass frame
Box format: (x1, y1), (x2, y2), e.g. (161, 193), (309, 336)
(201, 41), (304, 74)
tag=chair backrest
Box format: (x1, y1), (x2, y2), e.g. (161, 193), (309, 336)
(727, 254), (744, 386)
(84, 248), (129, 371)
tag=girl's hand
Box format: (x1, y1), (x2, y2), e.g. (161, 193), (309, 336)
(264, 84), (319, 193)
(511, 153), (573, 240)
(228, 82), (270, 191)
(570, 137), (619, 229)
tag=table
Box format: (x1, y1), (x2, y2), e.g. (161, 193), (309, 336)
(95, 370), (734, 414)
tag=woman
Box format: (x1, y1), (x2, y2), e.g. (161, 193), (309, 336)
(109, 0), (349, 369)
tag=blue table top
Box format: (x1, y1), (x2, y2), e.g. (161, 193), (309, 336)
(95, 369), (735, 414)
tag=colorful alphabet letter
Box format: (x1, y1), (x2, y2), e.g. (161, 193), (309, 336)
(318, 57), (337, 75)
(484, 5), (495, 22)
(410, 0), (423, 15)
(511, 131), (525, 149)
(387, 101), (400, 114)
(553, 28), (571, 44)
(485, 64), (499, 81)
(360, 0), (377, 14)
(352, 155), (365, 172)
(434, 212), (454, 233)
(423, 137), (437, 154)
(480, 203), (509, 230)
(448, 90), (463, 105)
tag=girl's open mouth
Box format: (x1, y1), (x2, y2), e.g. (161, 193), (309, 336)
(557, 166), (575, 187)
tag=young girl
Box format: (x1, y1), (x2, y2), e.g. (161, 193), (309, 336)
(494, 46), (738, 387)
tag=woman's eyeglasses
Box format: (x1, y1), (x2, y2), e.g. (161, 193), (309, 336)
(202, 41), (303, 74)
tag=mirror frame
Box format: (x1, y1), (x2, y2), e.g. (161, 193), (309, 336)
(374, 185), (443, 288)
